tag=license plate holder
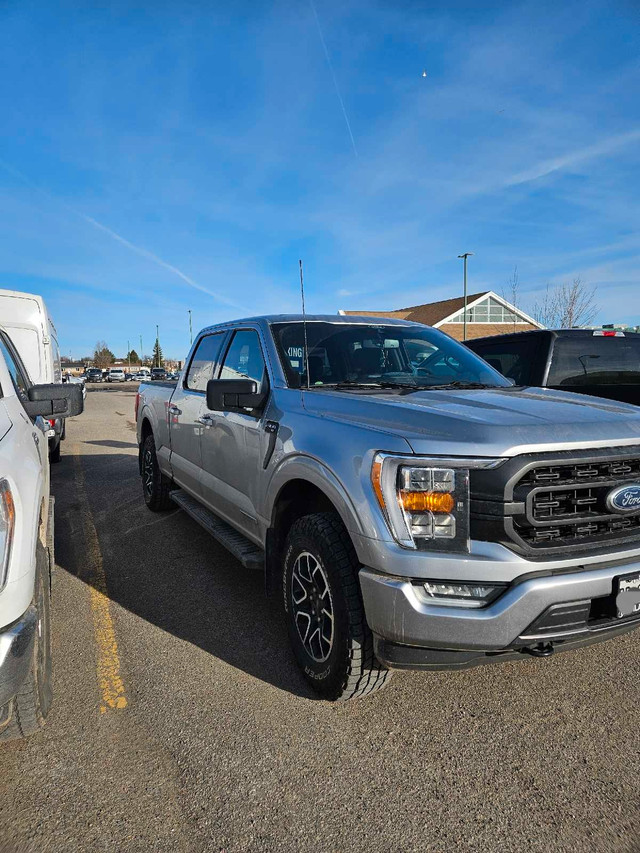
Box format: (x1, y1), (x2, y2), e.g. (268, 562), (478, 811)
(615, 571), (640, 619)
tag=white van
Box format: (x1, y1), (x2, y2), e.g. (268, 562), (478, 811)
(0, 290), (64, 462)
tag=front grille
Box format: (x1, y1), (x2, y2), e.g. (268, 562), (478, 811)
(520, 458), (640, 486)
(470, 446), (640, 557)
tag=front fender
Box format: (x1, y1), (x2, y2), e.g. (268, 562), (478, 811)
(266, 453), (365, 539)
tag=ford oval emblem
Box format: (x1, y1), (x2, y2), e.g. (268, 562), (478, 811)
(606, 484), (640, 514)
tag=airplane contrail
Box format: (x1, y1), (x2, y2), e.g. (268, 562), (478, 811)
(0, 158), (248, 311)
(309, 0), (358, 158)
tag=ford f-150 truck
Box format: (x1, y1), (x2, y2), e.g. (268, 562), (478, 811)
(136, 315), (640, 700)
(0, 328), (82, 738)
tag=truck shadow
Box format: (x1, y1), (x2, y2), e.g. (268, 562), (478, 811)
(51, 450), (314, 700)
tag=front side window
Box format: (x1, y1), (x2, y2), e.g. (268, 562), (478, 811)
(0, 333), (30, 401)
(220, 330), (267, 387)
(271, 322), (509, 389)
(468, 338), (538, 385)
(186, 332), (226, 392)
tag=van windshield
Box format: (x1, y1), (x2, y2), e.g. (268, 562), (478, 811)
(271, 321), (510, 389)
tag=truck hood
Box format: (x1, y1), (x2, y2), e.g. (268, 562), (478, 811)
(303, 386), (640, 457)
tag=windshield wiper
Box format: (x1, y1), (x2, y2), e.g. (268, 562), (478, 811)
(412, 381), (498, 390)
(312, 380), (417, 391)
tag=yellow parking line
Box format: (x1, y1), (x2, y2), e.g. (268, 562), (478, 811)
(72, 452), (128, 712)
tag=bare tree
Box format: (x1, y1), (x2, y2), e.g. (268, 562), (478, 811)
(502, 266), (520, 330)
(93, 340), (115, 368)
(533, 278), (597, 328)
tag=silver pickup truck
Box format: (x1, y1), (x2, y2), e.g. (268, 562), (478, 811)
(136, 315), (640, 700)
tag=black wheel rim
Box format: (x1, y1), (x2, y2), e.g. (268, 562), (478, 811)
(291, 551), (334, 662)
(143, 448), (154, 496)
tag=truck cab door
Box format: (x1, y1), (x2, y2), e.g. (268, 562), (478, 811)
(199, 328), (270, 541)
(168, 332), (228, 498)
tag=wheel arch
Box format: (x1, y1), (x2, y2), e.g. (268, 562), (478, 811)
(264, 463), (364, 596)
(138, 416), (154, 473)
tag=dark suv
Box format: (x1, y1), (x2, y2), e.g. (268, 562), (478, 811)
(150, 367), (167, 381)
(85, 368), (103, 383)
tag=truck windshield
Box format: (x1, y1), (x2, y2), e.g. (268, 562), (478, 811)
(548, 335), (640, 386)
(271, 321), (510, 389)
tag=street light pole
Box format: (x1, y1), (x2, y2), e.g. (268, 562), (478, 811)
(156, 324), (159, 367)
(188, 309), (193, 346)
(457, 252), (474, 341)
(127, 339), (131, 373)
(140, 335), (143, 368)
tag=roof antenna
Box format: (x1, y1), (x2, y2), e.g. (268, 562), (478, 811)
(299, 259), (311, 390)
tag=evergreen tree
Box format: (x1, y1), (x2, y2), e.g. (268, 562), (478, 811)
(126, 349), (140, 364)
(152, 338), (164, 367)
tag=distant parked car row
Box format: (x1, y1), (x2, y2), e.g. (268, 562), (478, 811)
(82, 367), (177, 383)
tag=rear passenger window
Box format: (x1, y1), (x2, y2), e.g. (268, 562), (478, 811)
(186, 333), (225, 392)
(470, 339), (537, 385)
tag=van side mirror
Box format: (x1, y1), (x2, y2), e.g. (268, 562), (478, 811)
(25, 383), (84, 418)
(206, 378), (267, 413)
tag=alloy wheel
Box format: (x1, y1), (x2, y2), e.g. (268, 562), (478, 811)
(291, 551), (334, 662)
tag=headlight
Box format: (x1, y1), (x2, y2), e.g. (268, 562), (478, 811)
(0, 480), (15, 591)
(371, 453), (501, 553)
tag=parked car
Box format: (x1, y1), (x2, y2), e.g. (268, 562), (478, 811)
(466, 329), (640, 405)
(150, 367), (167, 381)
(0, 328), (83, 740)
(107, 368), (126, 383)
(136, 315), (640, 700)
(86, 368), (103, 383)
(0, 289), (66, 462)
(124, 372), (134, 381)
(64, 372), (87, 400)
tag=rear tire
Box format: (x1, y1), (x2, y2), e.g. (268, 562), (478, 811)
(282, 512), (392, 701)
(0, 543), (53, 741)
(141, 434), (173, 511)
(49, 438), (61, 464)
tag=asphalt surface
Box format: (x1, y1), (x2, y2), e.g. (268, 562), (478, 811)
(2, 386), (640, 853)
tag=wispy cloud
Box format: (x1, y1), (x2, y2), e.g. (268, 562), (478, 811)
(0, 159), (248, 311)
(505, 128), (640, 187)
(309, 0), (358, 158)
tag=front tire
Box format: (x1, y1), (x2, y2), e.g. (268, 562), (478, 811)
(141, 434), (173, 511)
(0, 543), (53, 741)
(283, 512), (392, 701)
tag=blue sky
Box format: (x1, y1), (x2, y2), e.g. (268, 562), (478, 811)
(0, 0), (638, 359)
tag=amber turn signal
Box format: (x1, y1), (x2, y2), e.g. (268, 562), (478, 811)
(400, 490), (455, 513)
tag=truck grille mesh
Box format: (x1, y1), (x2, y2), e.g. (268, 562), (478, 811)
(513, 455), (640, 551)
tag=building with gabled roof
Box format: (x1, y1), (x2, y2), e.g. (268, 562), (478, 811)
(340, 290), (543, 340)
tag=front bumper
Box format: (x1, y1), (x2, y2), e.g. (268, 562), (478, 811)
(359, 560), (640, 670)
(0, 606), (37, 707)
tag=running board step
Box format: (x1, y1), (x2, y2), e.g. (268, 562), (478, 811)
(170, 491), (264, 570)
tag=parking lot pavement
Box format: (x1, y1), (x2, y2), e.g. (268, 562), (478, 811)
(1, 388), (640, 853)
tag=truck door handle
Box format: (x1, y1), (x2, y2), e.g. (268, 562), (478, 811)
(196, 414), (214, 426)
(168, 404), (182, 415)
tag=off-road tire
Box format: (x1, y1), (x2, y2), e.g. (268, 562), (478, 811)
(283, 512), (392, 701)
(141, 434), (173, 511)
(0, 543), (53, 741)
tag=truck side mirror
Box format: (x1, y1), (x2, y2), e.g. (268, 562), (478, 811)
(25, 383), (84, 418)
(206, 378), (267, 413)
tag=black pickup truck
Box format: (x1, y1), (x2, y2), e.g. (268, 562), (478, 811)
(466, 329), (640, 406)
